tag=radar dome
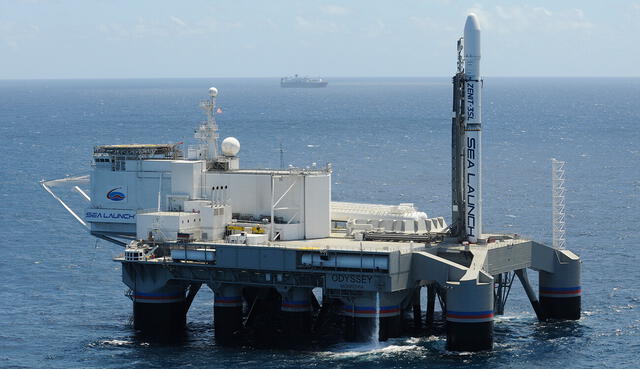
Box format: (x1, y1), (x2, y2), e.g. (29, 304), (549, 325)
(221, 137), (240, 157)
(209, 87), (218, 97)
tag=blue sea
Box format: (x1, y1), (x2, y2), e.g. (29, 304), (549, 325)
(0, 77), (638, 368)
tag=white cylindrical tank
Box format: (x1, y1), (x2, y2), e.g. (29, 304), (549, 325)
(221, 137), (240, 157)
(301, 253), (388, 270)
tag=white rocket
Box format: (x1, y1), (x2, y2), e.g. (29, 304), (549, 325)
(464, 14), (482, 243)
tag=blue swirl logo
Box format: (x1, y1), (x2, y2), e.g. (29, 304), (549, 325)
(106, 187), (126, 201)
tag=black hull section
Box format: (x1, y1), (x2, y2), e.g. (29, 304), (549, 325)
(540, 296), (581, 320)
(133, 301), (185, 336)
(281, 311), (312, 342)
(343, 315), (403, 342)
(380, 315), (402, 340)
(446, 321), (493, 351)
(214, 306), (243, 345)
(344, 316), (373, 342)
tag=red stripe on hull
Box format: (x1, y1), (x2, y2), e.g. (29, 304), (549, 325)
(135, 295), (182, 301)
(447, 313), (494, 319)
(541, 289), (581, 295)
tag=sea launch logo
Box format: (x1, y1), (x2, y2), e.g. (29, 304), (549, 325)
(106, 187), (126, 201)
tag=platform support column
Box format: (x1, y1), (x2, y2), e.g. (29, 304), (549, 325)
(446, 277), (494, 351)
(213, 284), (243, 345)
(379, 311), (403, 341)
(341, 293), (403, 342)
(132, 284), (186, 336)
(412, 287), (422, 329)
(425, 285), (436, 332)
(539, 250), (581, 320)
(280, 287), (313, 342)
(342, 301), (376, 342)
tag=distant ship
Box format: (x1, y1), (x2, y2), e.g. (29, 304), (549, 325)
(280, 74), (328, 88)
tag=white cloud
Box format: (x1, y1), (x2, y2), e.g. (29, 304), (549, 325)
(634, 3), (640, 20)
(265, 18), (279, 29)
(97, 16), (243, 40)
(361, 19), (389, 38)
(409, 16), (455, 33)
(0, 21), (40, 48)
(296, 16), (312, 29)
(170, 16), (187, 28)
(98, 23), (137, 39)
(321, 5), (350, 17)
(295, 16), (339, 33)
(467, 5), (592, 33)
(560, 8), (593, 30)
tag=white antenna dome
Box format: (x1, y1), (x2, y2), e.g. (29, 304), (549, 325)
(221, 137), (240, 157)
(209, 87), (218, 97)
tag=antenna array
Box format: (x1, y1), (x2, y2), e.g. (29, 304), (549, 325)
(551, 158), (566, 249)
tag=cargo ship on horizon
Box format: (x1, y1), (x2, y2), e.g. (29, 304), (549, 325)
(281, 74), (328, 88)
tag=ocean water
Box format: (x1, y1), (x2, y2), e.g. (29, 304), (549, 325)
(0, 77), (638, 368)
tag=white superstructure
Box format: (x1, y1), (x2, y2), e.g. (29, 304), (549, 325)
(87, 147), (333, 243)
(84, 88), (436, 246)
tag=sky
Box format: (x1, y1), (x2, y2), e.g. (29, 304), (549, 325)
(1, 0), (638, 79)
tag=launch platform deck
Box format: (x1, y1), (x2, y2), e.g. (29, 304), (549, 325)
(43, 13), (582, 352)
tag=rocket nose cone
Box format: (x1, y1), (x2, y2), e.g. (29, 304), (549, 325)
(464, 13), (481, 58)
(465, 13), (481, 32)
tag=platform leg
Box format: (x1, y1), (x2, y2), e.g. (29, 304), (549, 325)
(341, 294), (403, 342)
(412, 287), (422, 329)
(539, 250), (581, 320)
(445, 277), (494, 351)
(247, 288), (282, 343)
(280, 288), (313, 342)
(213, 284), (243, 345)
(132, 285), (186, 336)
(343, 315), (376, 342)
(379, 314), (402, 340)
(426, 285), (436, 332)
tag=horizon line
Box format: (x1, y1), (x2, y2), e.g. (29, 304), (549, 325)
(1, 75), (638, 81)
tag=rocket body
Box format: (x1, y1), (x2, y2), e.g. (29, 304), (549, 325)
(464, 14), (482, 243)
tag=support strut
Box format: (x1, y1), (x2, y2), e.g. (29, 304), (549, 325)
(426, 285), (436, 331)
(184, 282), (202, 315)
(515, 269), (546, 321)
